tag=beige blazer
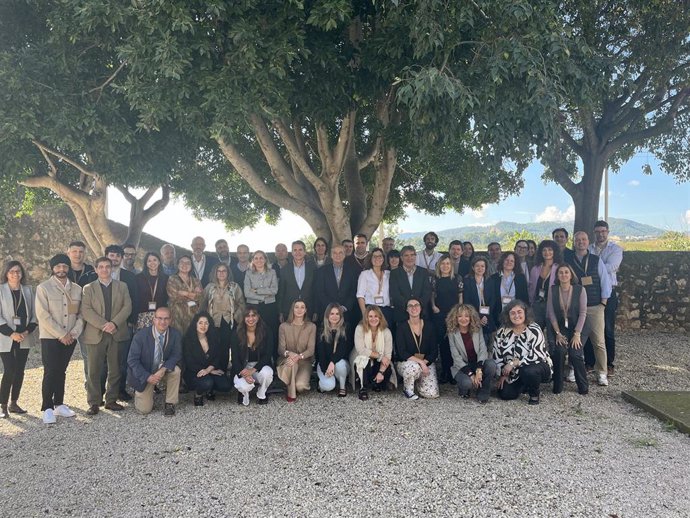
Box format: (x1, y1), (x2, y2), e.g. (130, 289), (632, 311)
(80, 279), (132, 344)
(35, 277), (84, 340)
(0, 284), (38, 352)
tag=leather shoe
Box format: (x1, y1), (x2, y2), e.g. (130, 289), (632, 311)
(164, 403), (175, 416)
(8, 402), (27, 414)
(104, 402), (124, 411)
(257, 396), (268, 405)
(86, 405), (99, 415)
(118, 392), (132, 402)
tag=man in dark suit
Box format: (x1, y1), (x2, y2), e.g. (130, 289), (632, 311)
(344, 233), (371, 273)
(105, 244), (138, 401)
(314, 244), (358, 326)
(389, 245), (432, 323)
(127, 307), (182, 416)
(81, 257), (132, 415)
(190, 236), (219, 287)
(278, 240), (316, 321)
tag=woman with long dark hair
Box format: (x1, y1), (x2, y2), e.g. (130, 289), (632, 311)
(183, 311), (232, 406)
(528, 240), (562, 329)
(134, 252), (169, 331)
(230, 306), (274, 406)
(0, 261), (38, 417)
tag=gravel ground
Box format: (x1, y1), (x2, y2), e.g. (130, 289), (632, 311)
(1, 330), (689, 518)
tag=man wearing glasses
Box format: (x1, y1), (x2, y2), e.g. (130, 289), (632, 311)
(122, 244), (141, 274)
(127, 307), (182, 416)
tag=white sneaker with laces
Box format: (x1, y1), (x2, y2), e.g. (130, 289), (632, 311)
(403, 389), (419, 401)
(597, 374), (609, 386)
(566, 369), (576, 383)
(43, 408), (57, 424)
(54, 404), (76, 418)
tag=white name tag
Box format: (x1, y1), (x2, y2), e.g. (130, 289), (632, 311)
(12, 316), (21, 326)
(187, 300), (197, 307)
(502, 296), (513, 305)
(148, 301), (157, 311)
(479, 306), (490, 315)
(538, 290), (545, 299)
(374, 296), (384, 305)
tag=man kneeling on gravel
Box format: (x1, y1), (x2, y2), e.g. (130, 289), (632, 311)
(127, 307), (182, 416)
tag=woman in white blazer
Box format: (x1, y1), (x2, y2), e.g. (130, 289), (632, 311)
(0, 261), (38, 417)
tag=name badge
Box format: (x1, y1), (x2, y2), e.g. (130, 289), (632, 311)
(479, 306), (490, 315)
(581, 276), (593, 286)
(538, 290), (545, 299)
(502, 296), (513, 305)
(564, 317), (569, 329)
(12, 316), (21, 326)
(374, 296), (384, 305)
(187, 300), (197, 307)
(68, 301), (80, 314)
(148, 301), (157, 311)
(414, 353), (425, 360)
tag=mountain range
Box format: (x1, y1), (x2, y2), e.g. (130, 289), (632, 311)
(398, 217), (664, 246)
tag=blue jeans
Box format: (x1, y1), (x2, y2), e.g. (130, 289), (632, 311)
(317, 360), (348, 392)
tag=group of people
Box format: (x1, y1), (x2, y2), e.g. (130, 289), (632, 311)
(0, 221), (622, 422)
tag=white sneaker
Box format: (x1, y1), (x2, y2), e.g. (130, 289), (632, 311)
(43, 408), (57, 424)
(597, 374), (609, 386)
(403, 389), (419, 401)
(566, 369), (575, 382)
(54, 404), (76, 418)
(242, 392), (250, 406)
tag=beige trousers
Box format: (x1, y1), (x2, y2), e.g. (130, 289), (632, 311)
(134, 366), (181, 415)
(585, 305), (607, 376)
(277, 358), (312, 399)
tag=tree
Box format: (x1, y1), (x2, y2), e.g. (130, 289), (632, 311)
(539, 0), (690, 233)
(0, 0), (197, 253)
(64, 0), (564, 243)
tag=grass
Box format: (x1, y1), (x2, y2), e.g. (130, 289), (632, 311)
(628, 436), (660, 448)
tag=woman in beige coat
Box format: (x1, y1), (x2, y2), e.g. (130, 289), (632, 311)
(276, 300), (316, 402)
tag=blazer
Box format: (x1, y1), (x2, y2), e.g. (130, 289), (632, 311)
(389, 267), (432, 323)
(191, 254), (220, 288)
(448, 330), (489, 378)
(127, 325), (183, 393)
(0, 284), (38, 352)
(116, 267), (138, 324)
(462, 275), (496, 333)
(487, 272), (529, 329)
(395, 319), (438, 365)
(35, 277), (84, 340)
(81, 279), (132, 344)
(313, 262), (358, 321)
(183, 332), (225, 374)
(278, 260), (316, 319)
(528, 264), (558, 305)
(229, 328), (274, 377)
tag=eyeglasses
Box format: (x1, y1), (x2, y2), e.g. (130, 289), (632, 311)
(154, 316), (171, 321)
(407, 303), (421, 308)
(123, 253), (136, 257)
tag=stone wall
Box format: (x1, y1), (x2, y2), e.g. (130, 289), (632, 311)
(1, 207), (688, 332)
(617, 251), (689, 333)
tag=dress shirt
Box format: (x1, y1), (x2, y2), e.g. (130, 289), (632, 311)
(588, 241), (623, 287)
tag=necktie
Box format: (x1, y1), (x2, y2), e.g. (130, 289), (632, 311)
(154, 334), (164, 368)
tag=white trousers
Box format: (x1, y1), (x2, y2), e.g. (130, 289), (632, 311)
(233, 363), (273, 400)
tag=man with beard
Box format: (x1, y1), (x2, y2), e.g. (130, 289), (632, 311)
(416, 232), (442, 274)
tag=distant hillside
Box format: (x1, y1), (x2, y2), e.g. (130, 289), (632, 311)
(398, 218), (665, 247)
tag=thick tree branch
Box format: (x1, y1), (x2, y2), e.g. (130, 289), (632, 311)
(332, 110), (356, 177)
(31, 140), (99, 179)
(315, 123), (332, 174)
(272, 119), (326, 192)
(358, 137), (382, 171)
(359, 145), (398, 236)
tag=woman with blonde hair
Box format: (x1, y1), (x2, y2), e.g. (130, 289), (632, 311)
(315, 304), (349, 397)
(447, 304), (496, 403)
(277, 299), (316, 402)
(430, 254), (463, 384)
(166, 255), (203, 335)
(351, 305), (395, 400)
(244, 250), (279, 351)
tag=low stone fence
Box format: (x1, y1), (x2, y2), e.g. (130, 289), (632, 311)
(617, 251), (689, 333)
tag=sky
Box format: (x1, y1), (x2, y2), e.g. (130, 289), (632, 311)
(107, 153), (690, 250)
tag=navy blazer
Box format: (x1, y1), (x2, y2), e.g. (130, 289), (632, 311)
(487, 272), (529, 329)
(127, 325), (182, 393)
(313, 262), (358, 321)
(389, 267), (432, 323)
(463, 275), (497, 333)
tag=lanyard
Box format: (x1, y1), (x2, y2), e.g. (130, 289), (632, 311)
(373, 269), (384, 295)
(559, 286), (573, 317)
(147, 276), (159, 301)
(409, 320), (424, 353)
(501, 272), (515, 294)
(574, 254), (590, 275)
(422, 252), (434, 271)
(10, 287), (25, 317)
(476, 278), (485, 306)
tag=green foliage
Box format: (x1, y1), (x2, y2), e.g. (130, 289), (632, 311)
(504, 230), (541, 251)
(659, 231), (690, 252)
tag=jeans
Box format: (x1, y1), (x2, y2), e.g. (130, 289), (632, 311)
(498, 362), (551, 400)
(0, 343), (30, 404)
(187, 372), (232, 395)
(316, 360), (348, 392)
(455, 359), (496, 402)
(41, 338), (76, 411)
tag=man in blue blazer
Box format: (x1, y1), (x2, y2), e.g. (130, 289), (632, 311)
(127, 307), (182, 416)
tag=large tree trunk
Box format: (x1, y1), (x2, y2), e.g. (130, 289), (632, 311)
(572, 154), (605, 235)
(116, 185), (171, 248)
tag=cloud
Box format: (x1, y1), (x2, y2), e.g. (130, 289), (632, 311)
(535, 204), (575, 223)
(627, 180), (640, 187)
(685, 209), (690, 225)
(463, 204), (489, 219)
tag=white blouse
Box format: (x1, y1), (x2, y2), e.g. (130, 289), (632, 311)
(356, 269), (391, 306)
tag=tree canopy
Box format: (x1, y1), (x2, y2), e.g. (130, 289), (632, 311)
(57, 0), (567, 243)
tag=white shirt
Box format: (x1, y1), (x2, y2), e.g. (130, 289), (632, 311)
(356, 269), (391, 306)
(192, 255), (207, 279)
(588, 241), (623, 287)
(416, 250), (442, 271)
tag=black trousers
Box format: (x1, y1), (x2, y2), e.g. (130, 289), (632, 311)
(361, 360), (392, 391)
(255, 302), (279, 361)
(431, 311), (452, 381)
(0, 343), (30, 404)
(216, 318), (234, 372)
(550, 344), (588, 394)
(185, 371), (233, 395)
(41, 338), (76, 411)
(498, 362), (551, 399)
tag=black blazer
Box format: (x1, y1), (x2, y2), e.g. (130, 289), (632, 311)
(487, 272), (529, 329)
(229, 328), (273, 377)
(278, 260), (316, 319)
(133, 273), (169, 314)
(463, 275), (496, 333)
(191, 254), (219, 288)
(316, 330), (349, 373)
(389, 267), (432, 323)
(313, 262), (358, 321)
(183, 332), (224, 374)
(396, 319), (438, 365)
(118, 267), (138, 324)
